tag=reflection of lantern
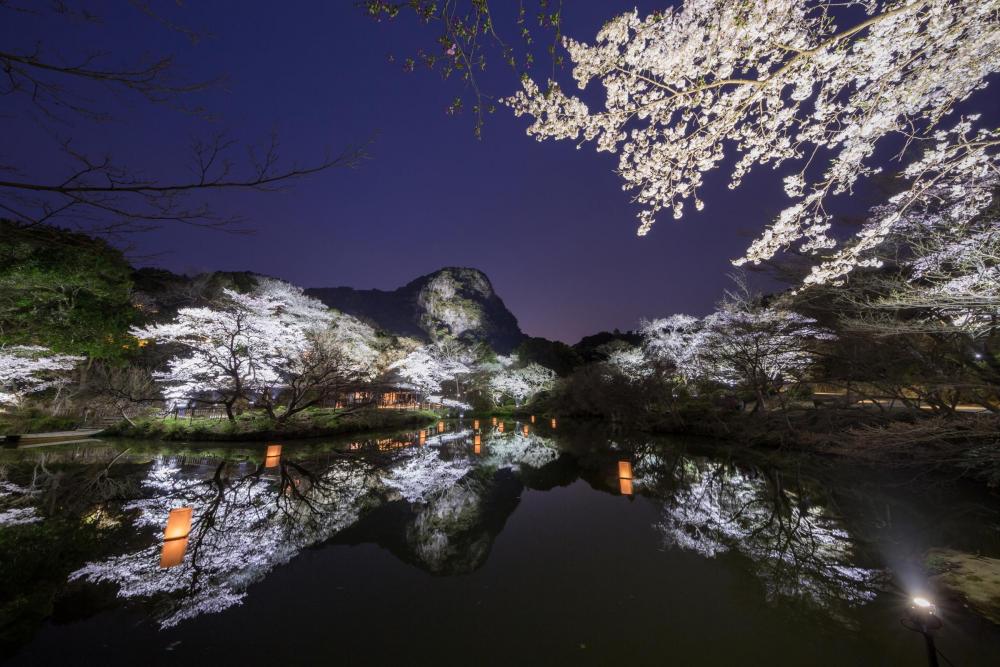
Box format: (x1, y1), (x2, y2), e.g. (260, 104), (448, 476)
(522, 425), (529, 436)
(497, 421), (504, 433)
(160, 536), (190, 568)
(618, 461), (634, 496)
(160, 507), (194, 568)
(530, 415), (536, 424)
(164, 507), (193, 540)
(265, 443), (282, 468)
(551, 418), (558, 429)
(437, 420), (445, 433)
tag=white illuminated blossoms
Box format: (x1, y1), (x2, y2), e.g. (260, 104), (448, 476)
(0, 345), (83, 407)
(504, 0), (999, 282)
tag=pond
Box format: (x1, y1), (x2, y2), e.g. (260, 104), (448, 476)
(1, 419), (998, 665)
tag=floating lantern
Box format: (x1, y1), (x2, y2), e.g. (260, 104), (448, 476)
(473, 419), (480, 430)
(265, 444), (282, 468)
(437, 420), (445, 433)
(160, 506), (193, 568)
(419, 429), (427, 444)
(551, 418), (558, 429)
(522, 425), (530, 437)
(530, 415), (536, 424)
(491, 416), (498, 425)
(618, 460), (634, 496)
(497, 421), (505, 433)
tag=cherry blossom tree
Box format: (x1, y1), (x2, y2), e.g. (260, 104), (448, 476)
(132, 279), (335, 421)
(842, 129), (1000, 336)
(504, 0), (999, 282)
(641, 314), (709, 384)
(487, 360), (557, 406)
(0, 345), (83, 408)
(700, 292), (835, 410)
(389, 344), (474, 398)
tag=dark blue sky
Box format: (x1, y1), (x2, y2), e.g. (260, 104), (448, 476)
(7, 2), (984, 342)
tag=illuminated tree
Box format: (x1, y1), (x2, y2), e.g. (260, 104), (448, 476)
(700, 293), (834, 410)
(389, 344), (474, 398)
(641, 315), (709, 384)
(487, 359), (557, 406)
(132, 279), (334, 420)
(504, 0), (999, 282)
(0, 345), (83, 408)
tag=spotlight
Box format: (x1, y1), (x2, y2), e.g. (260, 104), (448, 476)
(902, 595), (942, 667)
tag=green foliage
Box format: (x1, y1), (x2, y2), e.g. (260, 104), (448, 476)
(516, 336), (582, 376)
(0, 221), (135, 358)
(572, 329), (642, 363)
(0, 409), (78, 435)
(107, 408), (439, 441)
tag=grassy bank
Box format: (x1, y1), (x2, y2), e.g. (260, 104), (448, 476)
(103, 407), (440, 442)
(0, 409), (79, 436)
(640, 407), (1000, 486)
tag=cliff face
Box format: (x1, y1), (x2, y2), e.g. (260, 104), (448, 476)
(307, 267), (525, 353)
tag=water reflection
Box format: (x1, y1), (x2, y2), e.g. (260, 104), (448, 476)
(57, 423), (561, 627)
(634, 454), (882, 616)
(1, 424), (902, 635)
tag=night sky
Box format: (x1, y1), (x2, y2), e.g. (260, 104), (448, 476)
(5, 2), (987, 342)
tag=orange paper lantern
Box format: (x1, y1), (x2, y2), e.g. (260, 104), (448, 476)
(530, 415), (536, 424)
(551, 418), (558, 429)
(437, 420), (445, 433)
(473, 419), (480, 429)
(522, 425), (530, 436)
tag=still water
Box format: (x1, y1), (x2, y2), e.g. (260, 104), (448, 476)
(1, 419), (998, 665)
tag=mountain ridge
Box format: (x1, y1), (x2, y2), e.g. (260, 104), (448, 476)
(306, 267), (525, 353)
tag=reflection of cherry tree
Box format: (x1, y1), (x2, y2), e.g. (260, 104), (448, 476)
(70, 456), (382, 628)
(480, 429), (559, 470)
(383, 444), (473, 503)
(651, 458), (880, 612)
